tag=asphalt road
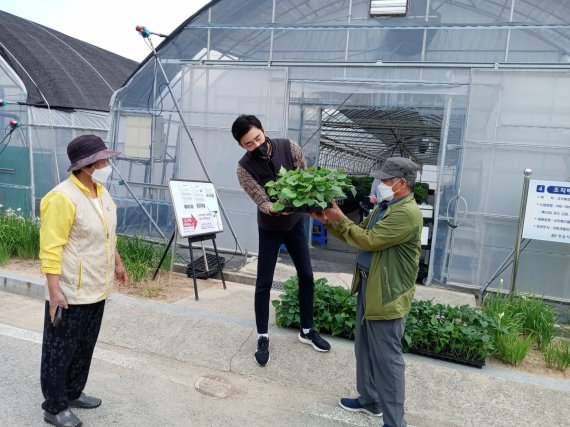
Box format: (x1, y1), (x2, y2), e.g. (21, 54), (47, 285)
(0, 322), (378, 427)
(2, 286), (570, 427)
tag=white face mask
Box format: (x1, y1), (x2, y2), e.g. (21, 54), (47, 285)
(377, 179), (402, 202)
(89, 165), (112, 183)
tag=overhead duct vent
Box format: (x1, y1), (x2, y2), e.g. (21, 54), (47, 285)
(370, 0), (408, 16)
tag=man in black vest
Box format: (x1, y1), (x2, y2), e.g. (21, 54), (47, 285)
(232, 114), (331, 367)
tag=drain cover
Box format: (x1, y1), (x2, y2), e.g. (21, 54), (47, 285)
(194, 374), (232, 398)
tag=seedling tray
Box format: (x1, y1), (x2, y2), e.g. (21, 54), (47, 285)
(277, 197), (346, 213)
(410, 347), (485, 369)
(281, 204), (329, 213)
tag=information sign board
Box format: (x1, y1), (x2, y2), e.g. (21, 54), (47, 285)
(168, 180), (223, 238)
(522, 180), (570, 243)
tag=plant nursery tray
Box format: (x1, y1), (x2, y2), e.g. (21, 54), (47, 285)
(186, 253), (225, 280)
(281, 204), (328, 213)
(410, 347), (485, 369)
(279, 198), (346, 213)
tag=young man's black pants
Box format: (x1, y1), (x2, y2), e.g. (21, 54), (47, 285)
(40, 300), (105, 414)
(255, 219), (314, 334)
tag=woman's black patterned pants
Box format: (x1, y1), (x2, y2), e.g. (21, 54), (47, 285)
(40, 300), (105, 415)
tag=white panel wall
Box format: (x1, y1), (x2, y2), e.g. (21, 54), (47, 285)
(178, 66), (288, 254)
(448, 70), (570, 300)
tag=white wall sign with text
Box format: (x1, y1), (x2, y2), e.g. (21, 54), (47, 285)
(522, 180), (570, 243)
(168, 180), (223, 238)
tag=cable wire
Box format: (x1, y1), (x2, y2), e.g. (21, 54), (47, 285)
(0, 125), (15, 156)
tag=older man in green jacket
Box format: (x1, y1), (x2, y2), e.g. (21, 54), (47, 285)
(311, 157), (422, 427)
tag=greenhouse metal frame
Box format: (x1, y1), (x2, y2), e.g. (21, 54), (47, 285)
(0, 10), (136, 218)
(108, 0), (570, 300)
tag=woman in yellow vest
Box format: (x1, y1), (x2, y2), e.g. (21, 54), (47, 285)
(39, 135), (128, 427)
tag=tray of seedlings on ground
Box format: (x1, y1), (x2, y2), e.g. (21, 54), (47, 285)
(265, 165), (356, 213)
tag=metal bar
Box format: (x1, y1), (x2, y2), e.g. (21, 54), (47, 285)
(420, 0), (431, 62)
(110, 163), (166, 240)
(0, 183), (31, 190)
(188, 239), (199, 301)
(21, 123), (109, 131)
(344, 0), (353, 63)
(122, 181), (169, 190)
(207, 7), (211, 61)
(146, 38), (245, 254)
(269, 0), (276, 63)
(427, 95), (453, 286)
(182, 23), (570, 31)
(504, 0), (516, 62)
(510, 168), (532, 294)
(201, 241), (209, 272)
(26, 124), (35, 218)
(152, 231), (175, 280)
(211, 237), (227, 290)
(160, 58), (570, 70)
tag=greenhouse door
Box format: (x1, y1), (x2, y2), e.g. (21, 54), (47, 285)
(178, 66), (289, 254)
(288, 79), (468, 285)
(427, 96), (466, 286)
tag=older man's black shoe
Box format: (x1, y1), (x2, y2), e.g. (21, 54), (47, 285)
(44, 409), (82, 427)
(69, 393), (101, 409)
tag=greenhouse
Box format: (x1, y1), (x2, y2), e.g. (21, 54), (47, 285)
(109, 0), (568, 300)
(0, 11), (136, 214)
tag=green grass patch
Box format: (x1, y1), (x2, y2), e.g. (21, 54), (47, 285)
(0, 240), (12, 265)
(116, 235), (172, 283)
(482, 291), (557, 354)
(544, 339), (570, 371)
(0, 207), (39, 260)
(494, 332), (534, 366)
(0, 206), (173, 286)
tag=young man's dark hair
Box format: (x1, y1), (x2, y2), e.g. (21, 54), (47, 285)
(231, 114), (263, 143)
(232, 113), (331, 367)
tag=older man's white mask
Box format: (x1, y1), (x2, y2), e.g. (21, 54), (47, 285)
(377, 179), (403, 202)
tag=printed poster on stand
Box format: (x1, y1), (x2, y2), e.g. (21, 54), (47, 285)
(168, 180), (223, 238)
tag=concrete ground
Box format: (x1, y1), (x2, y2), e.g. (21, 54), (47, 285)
(1, 266), (570, 427)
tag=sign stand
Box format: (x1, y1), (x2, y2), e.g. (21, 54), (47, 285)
(510, 169), (533, 294)
(152, 230), (228, 301)
(153, 179), (228, 300)
(480, 172), (570, 300)
(186, 233), (227, 301)
(152, 231), (176, 281)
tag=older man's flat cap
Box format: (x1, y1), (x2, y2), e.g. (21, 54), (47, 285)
(370, 157), (419, 184)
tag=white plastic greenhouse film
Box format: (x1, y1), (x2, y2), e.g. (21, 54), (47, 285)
(447, 69), (570, 300)
(177, 65), (288, 254)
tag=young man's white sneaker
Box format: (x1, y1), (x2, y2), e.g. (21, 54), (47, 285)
(298, 329), (331, 352)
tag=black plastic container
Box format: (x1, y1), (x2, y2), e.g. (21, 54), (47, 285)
(186, 253), (225, 280)
(409, 347), (485, 369)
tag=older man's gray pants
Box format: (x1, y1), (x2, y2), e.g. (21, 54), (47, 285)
(355, 277), (407, 427)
